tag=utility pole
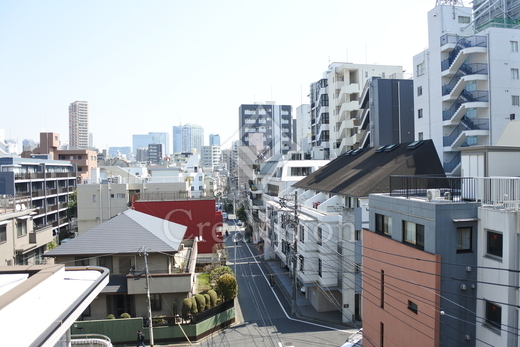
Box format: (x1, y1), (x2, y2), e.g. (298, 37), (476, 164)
(290, 192), (298, 316)
(140, 246), (154, 346)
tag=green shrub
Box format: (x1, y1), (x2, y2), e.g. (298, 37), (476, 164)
(207, 289), (218, 307)
(216, 273), (238, 302)
(203, 293), (211, 310)
(106, 314), (115, 319)
(152, 315), (167, 326)
(120, 313), (131, 319)
(210, 266), (234, 284)
(195, 294), (206, 312)
(190, 297), (198, 315)
(181, 298), (192, 319)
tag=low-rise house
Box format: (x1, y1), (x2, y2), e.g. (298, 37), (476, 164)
(44, 209), (196, 320)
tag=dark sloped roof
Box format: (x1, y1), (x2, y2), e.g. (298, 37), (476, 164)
(44, 209), (187, 256)
(292, 140), (444, 197)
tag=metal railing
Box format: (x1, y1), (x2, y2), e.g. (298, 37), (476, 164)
(441, 35), (488, 71)
(442, 63), (488, 96)
(443, 91), (489, 121)
(443, 118), (489, 147)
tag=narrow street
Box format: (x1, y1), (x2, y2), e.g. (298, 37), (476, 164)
(197, 225), (350, 347)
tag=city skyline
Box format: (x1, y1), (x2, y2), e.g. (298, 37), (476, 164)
(0, 0), (435, 150)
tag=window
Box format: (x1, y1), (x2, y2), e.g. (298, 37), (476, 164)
(75, 257), (89, 266)
(16, 220), (27, 237)
(513, 95), (519, 106)
(485, 300), (501, 329)
(380, 322), (385, 347)
(299, 255), (304, 272)
(511, 41), (518, 52)
(418, 132), (424, 141)
(92, 195), (96, 203)
(355, 229), (361, 241)
(355, 263), (361, 274)
(290, 167), (312, 176)
(151, 294), (162, 311)
(380, 270), (385, 308)
(512, 68), (519, 79)
(0, 224), (6, 242)
(110, 194), (114, 198)
(375, 214), (392, 236)
(117, 193), (125, 199)
(456, 227), (472, 253)
(486, 230), (503, 258)
(418, 109), (423, 119)
(318, 258), (322, 277)
(416, 62), (425, 76)
(408, 300), (418, 314)
(299, 225), (305, 243)
(403, 221), (425, 249)
(458, 16), (470, 23)
(317, 227), (323, 246)
(417, 86), (423, 96)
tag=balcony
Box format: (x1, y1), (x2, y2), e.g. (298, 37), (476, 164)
(442, 63), (488, 97)
(127, 273), (193, 294)
(442, 90), (489, 122)
(443, 118), (489, 149)
(29, 226), (54, 245)
(441, 35), (488, 72)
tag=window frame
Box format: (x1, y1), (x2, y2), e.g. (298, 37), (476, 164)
(375, 214), (392, 236)
(318, 258), (322, 277)
(408, 300), (418, 314)
(417, 86), (423, 96)
(512, 68), (519, 80)
(151, 293), (162, 311)
(485, 300), (501, 330)
(0, 224), (6, 243)
(456, 227), (472, 253)
(418, 108), (423, 119)
(512, 95), (519, 106)
(511, 40), (519, 53)
(486, 230), (503, 259)
(317, 227), (323, 246)
(402, 221), (424, 250)
(299, 225), (305, 243)
(16, 220), (27, 237)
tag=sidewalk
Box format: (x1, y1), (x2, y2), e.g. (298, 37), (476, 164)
(249, 243), (353, 330)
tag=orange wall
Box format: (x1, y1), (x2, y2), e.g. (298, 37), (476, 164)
(362, 230), (441, 347)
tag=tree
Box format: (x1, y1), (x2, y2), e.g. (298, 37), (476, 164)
(66, 190), (77, 219)
(216, 273), (238, 302)
(207, 289), (218, 307)
(181, 298), (192, 319)
(210, 266), (234, 285)
(190, 297), (198, 315)
(203, 293), (211, 310)
(236, 205), (246, 223)
(195, 294), (206, 312)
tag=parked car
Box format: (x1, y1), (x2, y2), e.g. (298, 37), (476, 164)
(341, 329), (362, 347)
(237, 220), (243, 226)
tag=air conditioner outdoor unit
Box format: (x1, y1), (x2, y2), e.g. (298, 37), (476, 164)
(427, 189), (440, 201)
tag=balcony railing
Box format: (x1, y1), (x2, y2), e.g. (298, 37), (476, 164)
(442, 63), (488, 96)
(441, 35), (488, 71)
(443, 91), (489, 121)
(443, 118), (489, 147)
(443, 152), (462, 173)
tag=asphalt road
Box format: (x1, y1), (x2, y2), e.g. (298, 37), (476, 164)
(196, 228), (350, 347)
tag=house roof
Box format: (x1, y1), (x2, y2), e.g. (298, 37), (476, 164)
(292, 140), (444, 197)
(44, 209), (187, 256)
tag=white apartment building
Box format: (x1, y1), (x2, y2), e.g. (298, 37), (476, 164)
(310, 63), (404, 159)
(201, 145), (222, 171)
(68, 101), (89, 149)
(414, 1), (520, 174)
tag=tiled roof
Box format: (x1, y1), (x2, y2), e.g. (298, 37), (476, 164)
(44, 209), (187, 256)
(292, 140), (445, 197)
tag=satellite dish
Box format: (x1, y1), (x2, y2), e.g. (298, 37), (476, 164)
(15, 204), (21, 211)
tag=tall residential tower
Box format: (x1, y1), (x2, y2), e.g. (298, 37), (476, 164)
(69, 101), (89, 149)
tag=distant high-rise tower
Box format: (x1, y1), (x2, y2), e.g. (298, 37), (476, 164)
(69, 101), (89, 149)
(209, 134), (221, 146)
(173, 125), (182, 153)
(181, 124), (204, 153)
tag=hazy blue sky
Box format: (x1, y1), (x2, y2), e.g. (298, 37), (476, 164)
(0, 0), (436, 151)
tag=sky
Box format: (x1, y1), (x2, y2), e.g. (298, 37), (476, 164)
(0, 0), (438, 151)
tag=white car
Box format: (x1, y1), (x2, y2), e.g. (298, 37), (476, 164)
(341, 329), (362, 347)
